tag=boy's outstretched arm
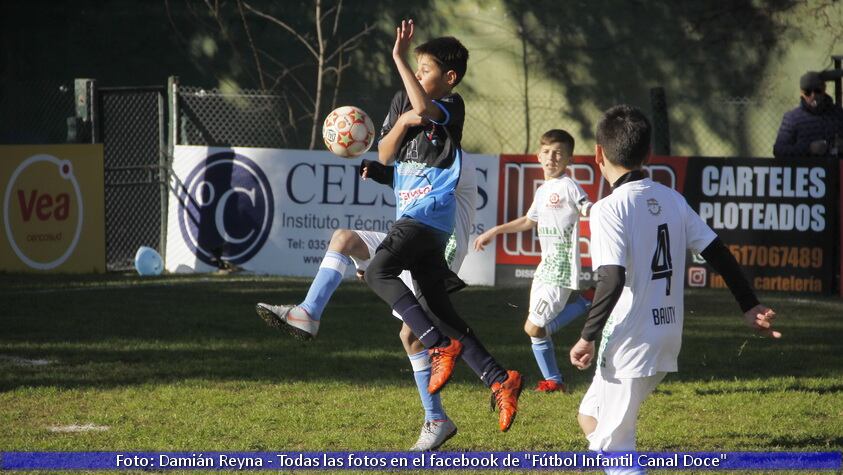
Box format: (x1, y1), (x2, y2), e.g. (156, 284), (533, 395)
(474, 216), (535, 251)
(392, 19), (445, 122)
(700, 237), (781, 338)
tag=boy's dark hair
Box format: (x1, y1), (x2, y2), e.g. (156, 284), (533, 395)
(595, 105), (651, 168)
(540, 129), (575, 156)
(415, 36), (469, 86)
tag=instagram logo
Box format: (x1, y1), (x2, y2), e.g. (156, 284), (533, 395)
(688, 267), (707, 287)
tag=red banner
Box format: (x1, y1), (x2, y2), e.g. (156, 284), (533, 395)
(494, 155), (687, 285)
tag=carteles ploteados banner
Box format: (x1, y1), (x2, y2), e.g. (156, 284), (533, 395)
(495, 154), (836, 294)
(165, 146), (498, 285)
(683, 156), (837, 294)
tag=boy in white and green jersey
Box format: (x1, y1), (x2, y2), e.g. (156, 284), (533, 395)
(475, 129), (593, 392)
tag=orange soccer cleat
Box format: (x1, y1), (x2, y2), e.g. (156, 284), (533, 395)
(490, 370), (524, 431)
(427, 338), (463, 394)
(534, 379), (567, 393)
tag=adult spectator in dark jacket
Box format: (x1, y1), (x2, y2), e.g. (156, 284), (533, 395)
(773, 71), (843, 158)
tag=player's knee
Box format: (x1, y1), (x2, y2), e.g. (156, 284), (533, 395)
(328, 229), (357, 254)
(363, 264), (377, 287)
(577, 413), (597, 436)
(524, 320), (546, 338)
(399, 324), (418, 347)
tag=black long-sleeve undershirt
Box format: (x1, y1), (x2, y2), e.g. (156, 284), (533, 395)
(360, 159), (393, 187)
(581, 265), (625, 342)
(580, 238), (759, 342)
(699, 237), (759, 312)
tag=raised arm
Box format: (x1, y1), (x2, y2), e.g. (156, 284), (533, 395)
(392, 20), (444, 122)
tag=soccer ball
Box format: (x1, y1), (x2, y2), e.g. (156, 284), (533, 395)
(322, 106), (376, 158)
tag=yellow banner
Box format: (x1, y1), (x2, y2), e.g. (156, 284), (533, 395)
(1, 145), (105, 272)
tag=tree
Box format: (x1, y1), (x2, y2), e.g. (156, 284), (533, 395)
(165, 0), (375, 148)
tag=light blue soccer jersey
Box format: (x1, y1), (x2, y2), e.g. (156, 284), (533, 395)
(379, 91), (465, 233)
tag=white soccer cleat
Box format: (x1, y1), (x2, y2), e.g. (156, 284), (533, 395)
(255, 303), (319, 340)
(409, 419), (457, 451)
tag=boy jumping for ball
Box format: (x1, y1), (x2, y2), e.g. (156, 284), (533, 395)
(475, 129), (593, 393)
(364, 19), (523, 431)
(258, 20), (523, 434)
(256, 155), (477, 450)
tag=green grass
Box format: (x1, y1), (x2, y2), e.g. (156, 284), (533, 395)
(1, 273), (841, 473)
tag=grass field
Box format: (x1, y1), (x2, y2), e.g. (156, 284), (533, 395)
(1, 273), (842, 473)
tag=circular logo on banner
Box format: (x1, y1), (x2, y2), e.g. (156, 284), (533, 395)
(3, 154), (84, 270)
(178, 152), (274, 266)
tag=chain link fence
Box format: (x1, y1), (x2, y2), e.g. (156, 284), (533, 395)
(463, 95), (603, 155)
(464, 94), (794, 158)
(667, 94), (792, 158)
(0, 81), (75, 145)
(171, 83), (796, 158)
(99, 87), (167, 271)
(177, 86), (293, 148)
(175, 84), (385, 150)
(0, 79), (811, 274)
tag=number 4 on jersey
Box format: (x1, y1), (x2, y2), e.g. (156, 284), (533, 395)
(651, 223), (673, 295)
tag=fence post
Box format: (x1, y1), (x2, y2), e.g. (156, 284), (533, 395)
(162, 76), (179, 262)
(168, 76), (179, 153)
(650, 86), (671, 156)
(67, 78), (96, 143)
(832, 54), (842, 106)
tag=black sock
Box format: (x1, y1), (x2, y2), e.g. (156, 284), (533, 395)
(458, 331), (507, 387)
(392, 292), (446, 348)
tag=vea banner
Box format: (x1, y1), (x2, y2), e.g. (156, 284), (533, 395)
(0, 145), (106, 273)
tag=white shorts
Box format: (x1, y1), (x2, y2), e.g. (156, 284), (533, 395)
(527, 280), (573, 327)
(349, 230), (386, 273)
(579, 371), (666, 451)
(351, 230), (421, 321)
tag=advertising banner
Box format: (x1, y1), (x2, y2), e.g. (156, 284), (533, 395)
(683, 156), (837, 294)
(493, 154), (835, 294)
(165, 146), (498, 285)
(494, 154), (686, 287)
(0, 144), (105, 273)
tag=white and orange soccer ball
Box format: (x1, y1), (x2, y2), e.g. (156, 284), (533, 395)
(322, 106), (376, 158)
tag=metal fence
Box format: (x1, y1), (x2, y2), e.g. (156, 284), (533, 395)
(0, 78), (809, 273)
(667, 94), (793, 158)
(462, 93), (793, 158)
(0, 81), (75, 145)
(99, 87), (167, 271)
(170, 82), (796, 157)
(177, 85), (292, 149)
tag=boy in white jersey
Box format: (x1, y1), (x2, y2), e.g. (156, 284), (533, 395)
(475, 129), (593, 393)
(569, 105), (780, 468)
